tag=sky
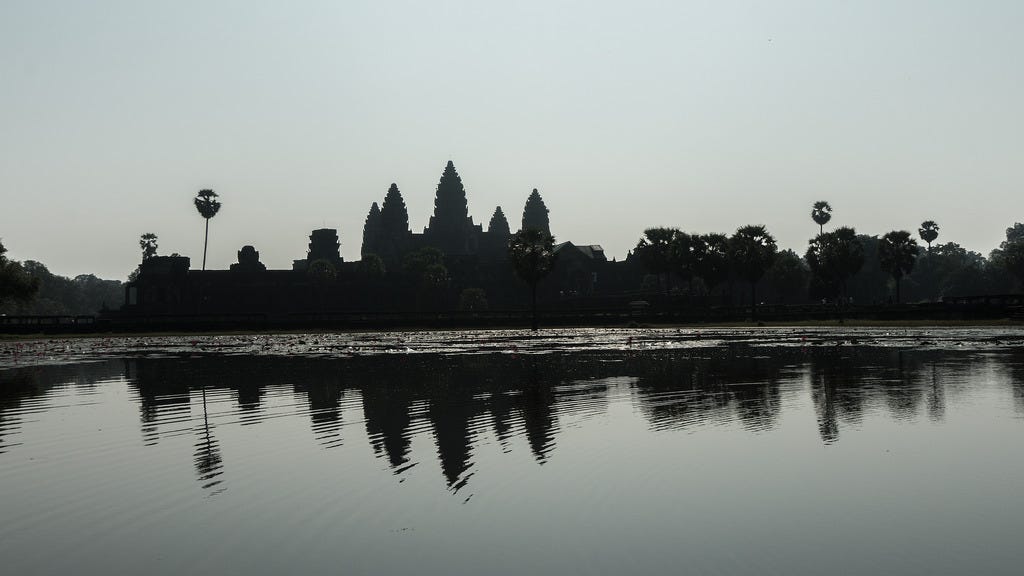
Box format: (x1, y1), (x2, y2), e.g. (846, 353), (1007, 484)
(1, 0), (1022, 280)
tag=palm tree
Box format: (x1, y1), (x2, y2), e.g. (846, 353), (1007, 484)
(918, 221), (939, 251)
(693, 233), (730, 303)
(508, 228), (557, 330)
(634, 227), (677, 295)
(669, 231), (699, 299)
(811, 201), (832, 235)
(728, 225), (778, 316)
(878, 230), (920, 303)
(194, 189), (221, 270)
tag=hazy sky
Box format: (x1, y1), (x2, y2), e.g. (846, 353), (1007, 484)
(2, 0), (1021, 280)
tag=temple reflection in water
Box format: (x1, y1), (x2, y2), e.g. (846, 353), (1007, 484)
(3, 346), (1024, 495)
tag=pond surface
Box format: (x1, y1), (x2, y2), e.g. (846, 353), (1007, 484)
(2, 328), (1024, 575)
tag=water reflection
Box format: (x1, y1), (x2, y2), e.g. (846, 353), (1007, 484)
(2, 347), (1024, 494)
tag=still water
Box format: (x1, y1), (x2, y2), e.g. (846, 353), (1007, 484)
(2, 329), (1023, 575)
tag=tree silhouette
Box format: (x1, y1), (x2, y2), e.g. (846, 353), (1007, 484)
(358, 253), (386, 279)
(402, 247), (449, 310)
(634, 227), (677, 295)
(990, 223), (1024, 287)
(811, 201), (832, 235)
(728, 225), (778, 314)
(694, 233), (730, 302)
(521, 189), (551, 234)
(139, 233), (158, 262)
(805, 227), (864, 300)
(918, 221), (939, 251)
(508, 228), (557, 330)
(763, 249), (811, 304)
(0, 240), (39, 307)
(669, 231), (699, 298)
(193, 189), (221, 271)
(878, 230), (920, 303)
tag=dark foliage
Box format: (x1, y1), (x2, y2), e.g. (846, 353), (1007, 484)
(991, 223), (1024, 287)
(194, 189), (221, 271)
(878, 230), (920, 303)
(0, 258), (121, 315)
(140, 233), (158, 261)
(0, 240), (40, 307)
(918, 221), (939, 250)
(634, 227), (677, 294)
(729, 225), (778, 312)
(508, 228), (557, 329)
(811, 201), (832, 234)
(805, 226), (864, 299)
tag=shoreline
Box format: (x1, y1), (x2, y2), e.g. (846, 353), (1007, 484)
(1, 317), (1021, 342)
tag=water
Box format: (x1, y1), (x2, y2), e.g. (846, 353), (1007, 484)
(2, 328), (1023, 575)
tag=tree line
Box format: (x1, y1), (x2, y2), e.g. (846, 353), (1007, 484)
(632, 202), (1024, 309)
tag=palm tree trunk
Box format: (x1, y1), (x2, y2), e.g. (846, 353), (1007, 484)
(202, 218), (210, 271)
(531, 282), (538, 331)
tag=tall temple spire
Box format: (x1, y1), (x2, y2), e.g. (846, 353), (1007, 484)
(361, 202), (382, 257)
(521, 188), (550, 235)
(378, 183), (410, 264)
(425, 161), (475, 254)
(431, 160), (469, 228)
(380, 183), (409, 238)
(488, 206), (510, 237)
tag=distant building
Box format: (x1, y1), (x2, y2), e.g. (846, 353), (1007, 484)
(119, 161), (647, 317)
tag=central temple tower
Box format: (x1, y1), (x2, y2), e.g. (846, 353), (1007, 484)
(424, 161), (478, 254)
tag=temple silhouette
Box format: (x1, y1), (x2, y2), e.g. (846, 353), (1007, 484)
(122, 161), (639, 318)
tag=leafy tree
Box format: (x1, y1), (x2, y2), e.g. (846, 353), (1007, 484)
(762, 249), (810, 304)
(193, 189), (221, 270)
(508, 228), (557, 330)
(403, 247), (445, 279)
(139, 232), (158, 261)
(805, 227), (864, 300)
(521, 189), (550, 234)
(458, 287), (489, 311)
(990, 223), (1024, 288)
(634, 227), (677, 294)
(669, 231), (699, 296)
(358, 253), (386, 279)
(0, 240), (40, 307)
(693, 233), (730, 301)
(307, 258), (338, 281)
(728, 225), (778, 314)
(403, 247), (449, 308)
(911, 242), (988, 300)
(918, 221), (939, 251)
(811, 201), (832, 235)
(878, 230), (920, 303)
